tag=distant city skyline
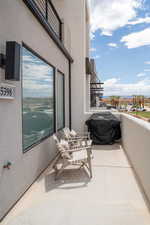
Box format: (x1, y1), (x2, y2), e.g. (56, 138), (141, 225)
(89, 0), (150, 96)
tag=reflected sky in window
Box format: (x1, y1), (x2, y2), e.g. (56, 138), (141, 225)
(22, 47), (53, 98)
(22, 47), (54, 151)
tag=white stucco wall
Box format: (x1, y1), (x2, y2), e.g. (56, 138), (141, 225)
(0, 0), (70, 219)
(66, 0), (87, 132)
(86, 75), (91, 112)
(121, 113), (150, 205)
(53, 0), (89, 132)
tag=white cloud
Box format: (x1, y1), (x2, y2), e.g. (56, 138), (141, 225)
(93, 55), (100, 59)
(22, 56), (53, 97)
(90, 32), (95, 40)
(145, 61), (150, 64)
(90, 0), (143, 36)
(144, 69), (150, 71)
(22, 55), (33, 62)
(23, 63), (53, 82)
(128, 16), (150, 25)
(103, 77), (150, 96)
(108, 43), (118, 48)
(137, 72), (146, 77)
(90, 47), (96, 52)
(121, 28), (150, 48)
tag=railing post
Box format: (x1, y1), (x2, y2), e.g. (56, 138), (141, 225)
(25, 0), (63, 41)
(60, 21), (63, 41)
(45, 0), (48, 20)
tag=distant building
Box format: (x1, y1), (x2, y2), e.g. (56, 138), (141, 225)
(90, 59), (104, 107)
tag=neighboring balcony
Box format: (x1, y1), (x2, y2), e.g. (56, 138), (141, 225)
(90, 82), (104, 107)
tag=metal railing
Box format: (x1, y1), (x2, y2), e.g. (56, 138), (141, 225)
(34, 0), (62, 40)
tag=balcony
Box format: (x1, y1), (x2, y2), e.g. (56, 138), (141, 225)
(90, 82), (104, 107)
(23, 0), (73, 62)
(2, 113), (150, 225)
(25, 0), (62, 40)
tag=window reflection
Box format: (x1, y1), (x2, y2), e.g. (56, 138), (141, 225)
(22, 47), (54, 151)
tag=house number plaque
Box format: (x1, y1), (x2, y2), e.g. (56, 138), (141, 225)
(0, 83), (15, 99)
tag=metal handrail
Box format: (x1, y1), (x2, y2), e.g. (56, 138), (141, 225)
(33, 0), (62, 40)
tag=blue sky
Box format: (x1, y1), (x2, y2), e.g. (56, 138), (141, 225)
(89, 0), (150, 96)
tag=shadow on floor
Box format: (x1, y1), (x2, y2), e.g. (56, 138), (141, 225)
(36, 144), (122, 191)
(93, 143), (121, 151)
(44, 168), (91, 193)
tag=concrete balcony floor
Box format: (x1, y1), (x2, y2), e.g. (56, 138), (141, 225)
(2, 144), (150, 225)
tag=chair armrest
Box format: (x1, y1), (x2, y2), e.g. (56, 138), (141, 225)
(67, 139), (80, 143)
(67, 136), (89, 140)
(67, 139), (92, 147)
(68, 145), (92, 152)
(67, 147), (86, 152)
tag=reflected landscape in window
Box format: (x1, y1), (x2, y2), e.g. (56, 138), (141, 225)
(22, 47), (54, 151)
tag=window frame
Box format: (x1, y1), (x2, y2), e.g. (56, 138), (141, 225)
(21, 43), (56, 153)
(57, 70), (65, 131)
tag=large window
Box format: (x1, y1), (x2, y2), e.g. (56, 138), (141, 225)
(22, 46), (54, 151)
(57, 71), (65, 130)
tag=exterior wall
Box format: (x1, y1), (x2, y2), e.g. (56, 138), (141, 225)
(54, 0), (90, 132)
(85, 2), (90, 58)
(121, 113), (150, 204)
(0, 0), (70, 219)
(86, 75), (91, 112)
(51, 0), (71, 54)
(85, 4), (91, 113)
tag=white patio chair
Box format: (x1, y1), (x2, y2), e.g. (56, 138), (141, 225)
(53, 135), (92, 180)
(63, 127), (90, 140)
(62, 128), (92, 148)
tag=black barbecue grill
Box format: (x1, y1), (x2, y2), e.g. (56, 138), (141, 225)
(86, 112), (121, 145)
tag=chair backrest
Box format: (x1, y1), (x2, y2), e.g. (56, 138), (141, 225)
(63, 127), (71, 139)
(53, 134), (59, 144)
(70, 129), (77, 137)
(54, 138), (71, 160)
(65, 127), (70, 133)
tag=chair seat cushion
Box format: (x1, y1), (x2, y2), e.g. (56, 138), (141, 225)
(57, 140), (71, 159)
(69, 150), (88, 162)
(81, 140), (92, 146)
(60, 139), (69, 150)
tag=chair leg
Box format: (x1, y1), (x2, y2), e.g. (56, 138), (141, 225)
(55, 165), (64, 180)
(88, 158), (92, 178)
(53, 154), (61, 171)
(87, 149), (92, 178)
(79, 161), (85, 169)
(55, 162), (68, 180)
